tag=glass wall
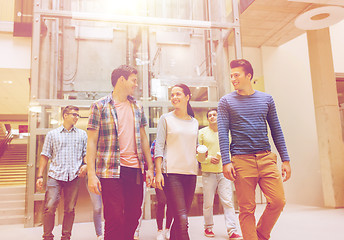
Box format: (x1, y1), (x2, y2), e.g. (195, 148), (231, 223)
(26, 0), (238, 227)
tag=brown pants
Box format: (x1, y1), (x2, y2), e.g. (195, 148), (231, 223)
(232, 151), (286, 240)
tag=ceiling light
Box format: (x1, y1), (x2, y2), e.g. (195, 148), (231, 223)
(294, 6), (344, 30)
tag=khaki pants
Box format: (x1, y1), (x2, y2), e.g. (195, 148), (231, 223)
(232, 151), (286, 240)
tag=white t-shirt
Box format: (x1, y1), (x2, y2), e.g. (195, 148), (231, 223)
(155, 112), (199, 175)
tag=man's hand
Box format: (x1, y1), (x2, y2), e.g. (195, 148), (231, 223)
(155, 172), (164, 190)
(88, 174), (102, 195)
(223, 163), (236, 181)
(146, 169), (154, 187)
(36, 178), (44, 191)
(78, 165), (87, 178)
(210, 156), (220, 164)
(282, 161), (291, 182)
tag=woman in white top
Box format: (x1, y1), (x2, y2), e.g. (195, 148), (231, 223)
(155, 84), (199, 240)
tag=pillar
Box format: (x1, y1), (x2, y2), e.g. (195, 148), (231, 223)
(307, 27), (344, 208)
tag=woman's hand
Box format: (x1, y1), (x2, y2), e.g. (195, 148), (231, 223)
(155, 172), (164, 190)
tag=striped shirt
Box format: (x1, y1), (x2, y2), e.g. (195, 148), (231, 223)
(218, 90), (290, 165)
(87, 94), (147, 178)
(41, 126), (87, 182)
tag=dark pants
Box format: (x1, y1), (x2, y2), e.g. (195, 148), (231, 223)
(155, 188), (173, 230)
(100, 166), (143, 240)
(163, 174), (196, 240)
(43, 177), (80, 240)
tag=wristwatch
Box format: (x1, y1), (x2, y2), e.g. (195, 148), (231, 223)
(37, 176), (43, 179)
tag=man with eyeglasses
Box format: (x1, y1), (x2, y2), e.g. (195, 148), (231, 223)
(36, 105), (87, 240)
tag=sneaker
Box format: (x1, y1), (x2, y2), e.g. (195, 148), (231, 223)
(204, 228), (215, 237)
(165, 229), (170, 239)
(156, 230), (164, 240)
(228, 231), (243, 240)
(97, 236), (104, 240)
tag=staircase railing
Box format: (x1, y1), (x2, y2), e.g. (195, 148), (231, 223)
(0, 129), (13, 159)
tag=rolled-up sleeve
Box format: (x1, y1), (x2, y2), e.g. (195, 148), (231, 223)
(88, 103), (100, 130)
(41, 132), (53, 158)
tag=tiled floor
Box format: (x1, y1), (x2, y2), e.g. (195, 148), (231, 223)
(0, 204), (343, 240)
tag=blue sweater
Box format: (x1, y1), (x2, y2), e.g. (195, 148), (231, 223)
(217, 90), (290, 165)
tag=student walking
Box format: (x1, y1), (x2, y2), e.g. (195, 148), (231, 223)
(36, 105), (87, 240)
(151, 140), (173, 240)
(154, 84), (198, 240)
(198, 109), (242, 239)
(86, 65), (154, 240)
(218, 59), (291, 240)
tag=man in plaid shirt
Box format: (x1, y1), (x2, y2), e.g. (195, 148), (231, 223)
(86, 65), (154, 240)
(36, 105), (87, 240)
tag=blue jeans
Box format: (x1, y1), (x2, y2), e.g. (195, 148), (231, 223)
(86, 176), (103, 237)
(202, 172), (238, 234)
(163, 174), (196, 240)
(100, 166), (143, 240)
(43, 177), (80, 240)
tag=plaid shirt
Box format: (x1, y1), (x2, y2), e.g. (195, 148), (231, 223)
(41, 126), (87, 182)
(87, 94), (147, 178)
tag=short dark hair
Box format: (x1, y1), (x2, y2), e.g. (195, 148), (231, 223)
(207, 108), (217, 118)
(62, 105), (79, 119)
(111, 65), (138, 87)
(230, 59), (253, 80)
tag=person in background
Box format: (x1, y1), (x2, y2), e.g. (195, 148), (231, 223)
(155, 84), (198, 240)
(86, 65), (154, 240)
(86, 177), (103, 240)
(198, 109), (242, 239)
(134, 159), (148, 240)
(151, 139), (173, 240)
(217, 59), (291, 240)
(36, 105), (87, 240)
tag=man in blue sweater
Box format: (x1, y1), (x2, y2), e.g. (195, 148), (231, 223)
(217, 59), (291, 240)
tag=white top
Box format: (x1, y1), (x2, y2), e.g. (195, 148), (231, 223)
(155, 112), (199, 175)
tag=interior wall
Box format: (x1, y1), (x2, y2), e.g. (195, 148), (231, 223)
(330, 20), (344, 73)
(238, 45), (322, 206)
(0, 33), (31, 69)
(261, 34), (323, 207)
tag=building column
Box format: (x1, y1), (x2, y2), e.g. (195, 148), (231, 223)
(307, 27), (344, 208)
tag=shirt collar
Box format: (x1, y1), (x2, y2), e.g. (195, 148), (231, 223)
(59, 125), (76, 133)
(108, 92), (136, 105)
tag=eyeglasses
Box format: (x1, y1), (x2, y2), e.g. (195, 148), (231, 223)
(66, 113), (80, 118)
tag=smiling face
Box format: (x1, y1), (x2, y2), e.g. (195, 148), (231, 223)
(207, 110), (217, 125)
(123, 73), (138, 96)
(63, 109), (80, 126)
(170, 86), (189, 109)
(230, 66), (252, 92)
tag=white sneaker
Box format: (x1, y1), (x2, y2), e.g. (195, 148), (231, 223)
(165, 229), (170, 239)
(156, 230), (164, 240)
(97, 235), (104, 240)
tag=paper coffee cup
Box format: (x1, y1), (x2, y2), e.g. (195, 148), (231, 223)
(197, 145), (208, 162)
(216, 152), (221, 160)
